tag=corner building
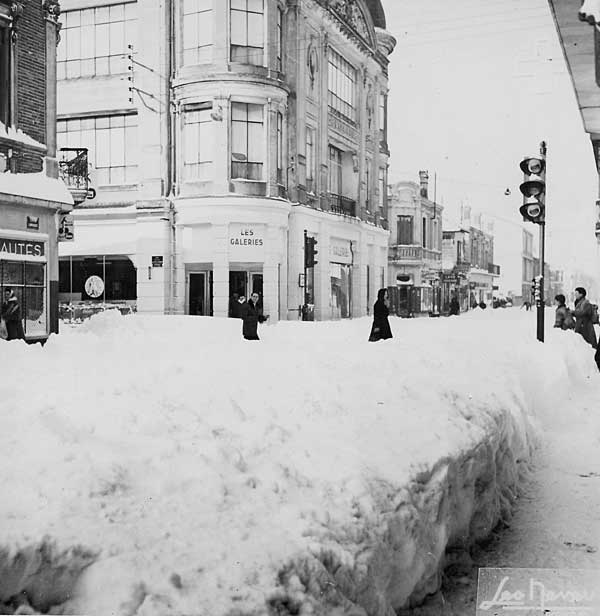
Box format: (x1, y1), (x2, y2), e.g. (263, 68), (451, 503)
(56, 0), (396, 320)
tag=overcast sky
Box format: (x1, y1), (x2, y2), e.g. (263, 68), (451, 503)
(382, 0), (599, 280)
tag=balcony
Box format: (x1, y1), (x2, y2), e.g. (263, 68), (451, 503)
(389, 244), (423, 262)
(487, 263), (501, 275)
(58, 148), (95, 205)
(328, 194), (356, 217)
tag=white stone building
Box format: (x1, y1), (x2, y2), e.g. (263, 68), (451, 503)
(56, 0), (396, 321)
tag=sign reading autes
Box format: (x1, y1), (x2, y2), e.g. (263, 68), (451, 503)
(0, 238), (45, 257)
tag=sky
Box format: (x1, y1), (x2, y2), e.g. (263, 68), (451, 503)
(382, 0), (600, 282)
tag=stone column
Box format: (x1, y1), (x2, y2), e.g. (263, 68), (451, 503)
(263, 225), (281, 322)
(173, 223), (186, 314)
(212, 224), (229, 317)
(315, 222), (330, 320)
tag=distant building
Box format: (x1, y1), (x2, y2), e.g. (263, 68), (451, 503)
(441, 223), (470, 313)
(522, 229), (535, 303)
(55, 0), (396, 321)
(387, 172), (443, 316)
(468, 225), (499, 307)
(0, 0), (73, 342)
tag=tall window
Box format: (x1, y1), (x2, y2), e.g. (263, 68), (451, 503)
(305, 126), (315, 192)
(57, 4), (137, 79)
(378, 167), (386, 209)
(0, 22), (11, 127)
(57, 114), (138, 185)
(328, 145), (342, 196)
(231, 102), (264, 180)
(183, 104), (213, 181)
(397, 215), (414, 245)
(230, 0), (264, 66)
(276, 111), (283, 184)
(328, 48), (356, 123)
(182, 0), (213, 65)
(365, 165), (371, 211)
(276, 7), (283, 72)
(378, 92), (386, 140)
(422, 216), (427, 248)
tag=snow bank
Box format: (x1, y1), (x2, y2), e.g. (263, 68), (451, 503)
(0, 309), (597, 614)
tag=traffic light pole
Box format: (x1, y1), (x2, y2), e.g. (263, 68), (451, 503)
(537, 222), (545, 343)
(303, 229), (308, 320)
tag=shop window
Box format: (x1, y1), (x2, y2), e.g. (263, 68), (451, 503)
(183, 103), (213, 181)
(231, 102), (264, 180)
(397, 215), (413, 245)
(0, 261), (47, 337)
(230, 0), (264, 66)
(57, 114), (138, 185)
(330, 262), (351, 319)
(182, 0), (213, 66)
(57, 3), (137, 79)
(328, 48), (356, 123)
(0, 21), (11, 127)
(59, 257), (137, 301)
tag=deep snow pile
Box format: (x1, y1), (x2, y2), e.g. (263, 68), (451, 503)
(0, 309), (597, 615)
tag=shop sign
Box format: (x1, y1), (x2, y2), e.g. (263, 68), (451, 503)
(228, 224), (265, 260)
(330, 238), (352, 264)
(58, 214), (74, 242)
(152, 255), (163, 268)
(0, 237), (45, 258)
(84, 275), (104, 298)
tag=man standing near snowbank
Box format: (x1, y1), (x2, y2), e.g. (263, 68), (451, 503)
(572, 287), (597, 350)
(1, 288), (24, 341)
(240, 292), (268, 340)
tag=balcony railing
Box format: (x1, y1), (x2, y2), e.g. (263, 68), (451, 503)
(59, 148), (95, 205)
(389, 245), (423, 261)
(328, 193), (356, 217)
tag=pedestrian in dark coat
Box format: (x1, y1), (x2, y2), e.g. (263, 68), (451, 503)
(572, 287), (597, 349)
(449, 295), (460, 316)
(369, 288), (393, 342)
(1, 288), (25, 341)
(240, 292), (268, 340)
(554, 294), (575, 330)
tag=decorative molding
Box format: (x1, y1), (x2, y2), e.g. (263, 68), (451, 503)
(42, 0), (61, 22)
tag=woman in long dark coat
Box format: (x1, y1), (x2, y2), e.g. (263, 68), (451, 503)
(369, 288), (393, 342)
(240, 292), (268, 340)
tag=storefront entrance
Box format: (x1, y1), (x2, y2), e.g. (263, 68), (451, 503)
(189, 272), (213, 316)
(330, 263), (352, 319)
(228, 270), (263, 316)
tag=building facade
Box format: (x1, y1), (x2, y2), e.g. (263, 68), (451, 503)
(441, 224), (470, 313)
(0, 0), (73, 342)
(56, 0), (396, 321)
(521, 228), (535, 302)
(468, 225), (499, 307)
(386, 173), (443, 316)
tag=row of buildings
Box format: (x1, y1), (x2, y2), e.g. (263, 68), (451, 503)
(0, 0), (566, 343)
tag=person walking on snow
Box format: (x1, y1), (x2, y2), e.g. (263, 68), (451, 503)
(449, 295), (460, 316)
(240, 292), (268, 340)
(572, 287), (597, 349)
(1, 288), (24, 341)
(368, 288), (393, 342)
(553, 294), (575, 330)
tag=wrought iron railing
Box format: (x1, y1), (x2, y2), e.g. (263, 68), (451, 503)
(58, 148), (95, 205)
(328, 193), (356, 217)
(389, 245), (423, 261)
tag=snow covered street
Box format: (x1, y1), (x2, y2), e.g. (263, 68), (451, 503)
(0, 308), (599, 615)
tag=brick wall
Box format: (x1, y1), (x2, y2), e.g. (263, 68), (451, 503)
(16, 1), (47, 146)
(0, 141), (44, 173)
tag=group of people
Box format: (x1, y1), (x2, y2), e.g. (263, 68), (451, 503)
(554, 287), (600, 371)
(229, 292), (269, 340)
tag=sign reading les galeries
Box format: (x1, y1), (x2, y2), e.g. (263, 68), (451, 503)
(0, 237), (45, 258)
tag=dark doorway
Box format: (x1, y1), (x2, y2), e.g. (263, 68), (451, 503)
(189, 272), (208, 315)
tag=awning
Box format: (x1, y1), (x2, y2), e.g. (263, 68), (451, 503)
(579, 0), (600, 24)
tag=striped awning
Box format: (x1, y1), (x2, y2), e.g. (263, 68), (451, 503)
(579, 0), (600, 25)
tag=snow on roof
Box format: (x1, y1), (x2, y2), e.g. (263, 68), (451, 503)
(0, 120), (46, 150)
(0, 171), (74, 206)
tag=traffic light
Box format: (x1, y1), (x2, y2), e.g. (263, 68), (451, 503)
(519, 155), (546, 224)
(304, 235), (318, 268)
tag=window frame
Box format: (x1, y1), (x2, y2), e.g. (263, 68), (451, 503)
(181, 0), (213, 67)
(182, 102), (214, 181)
(230, 0), (265, 67)
(397, 215), (414, 246)
(0, 18), (12, 127)
(230, 101), (265, 181)
(328, 145), (342, 196)
(327, 48), (357, 124)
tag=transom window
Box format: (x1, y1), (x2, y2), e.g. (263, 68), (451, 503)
(328, 48), (356, 123)
(182, 0), (213, 66)
(183, 104), (214, 181)
(57, 3), (137, 79)
(231, 102), (264, 181)
(57, 114), (138, 186)
(230, 0), (264, 66)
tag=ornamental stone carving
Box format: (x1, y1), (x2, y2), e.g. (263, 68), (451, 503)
(318, 0), (372, 44)
(42, 0), (61, 22)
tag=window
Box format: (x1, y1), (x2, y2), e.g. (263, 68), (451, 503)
(182, 0), (213, 65)
(422, 216), (427, 248)
(57, 114), (138, 185)
(305, 126), (315, 192)
(57, 4), (137, 79)
(0, 21), (11, 127)
(397, 215), (414, 245)
(1, 261), (47, 337)
(183, 104), (213, 181)
(328, 145), (342, 196)
(378, 92), (386, 141)
(378, 167), (386, 210)
(231, 102), (264, 180)
(276, 7), (283, 72)
(328, 48), (356, 123)
(230, 0), (264, 66)
(276, 111), (283, 184)
(365, 165), (370, 211)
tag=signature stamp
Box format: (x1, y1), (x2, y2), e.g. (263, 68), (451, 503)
(476, 568), (600, 615)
